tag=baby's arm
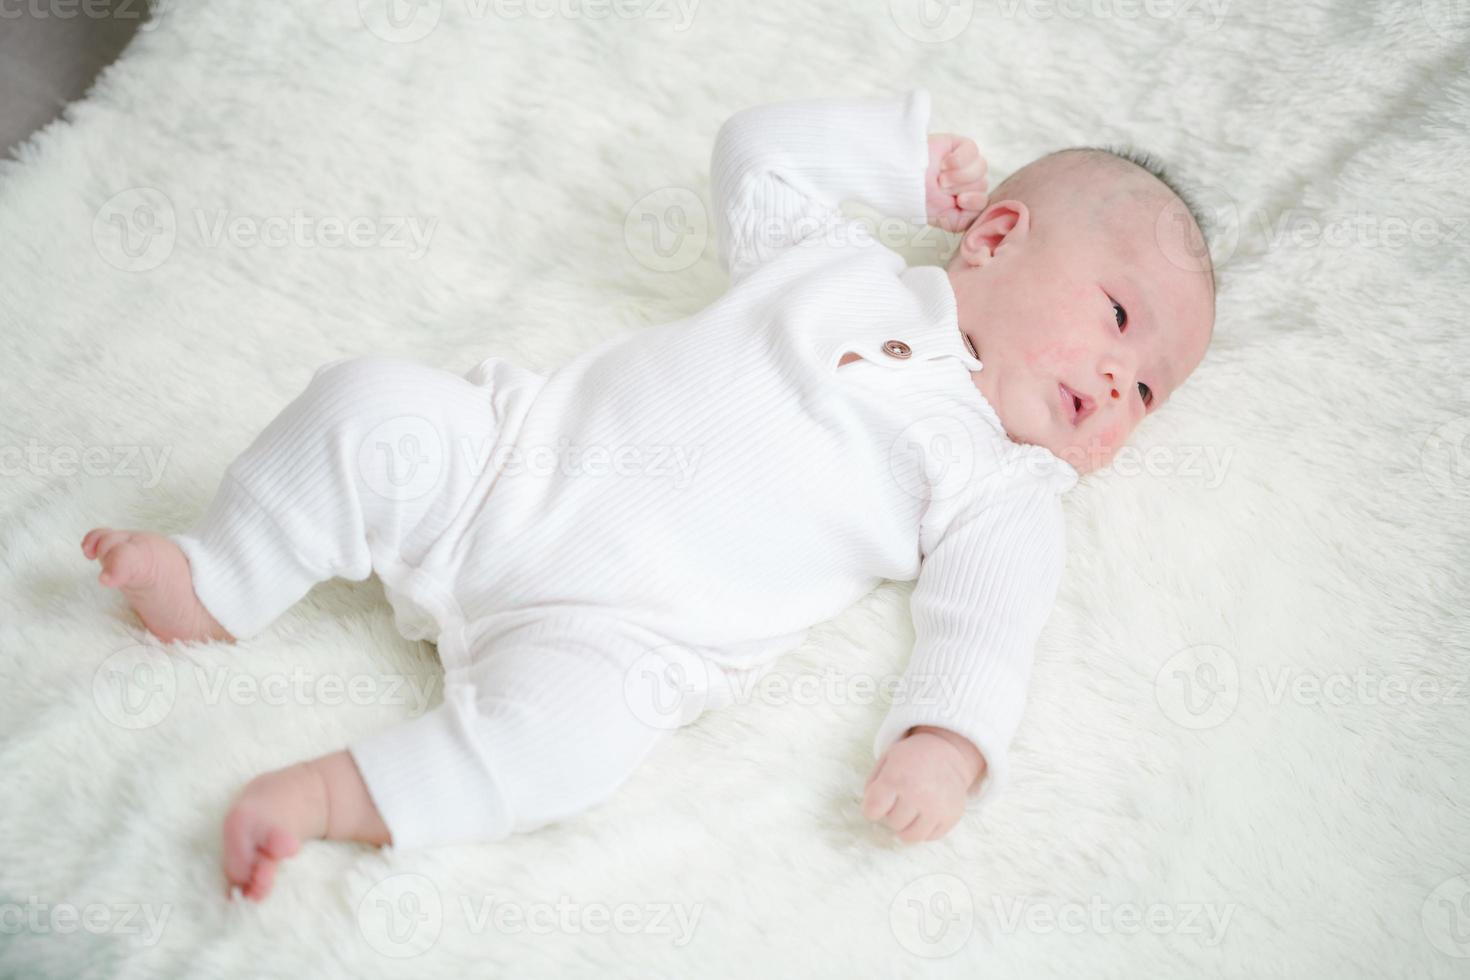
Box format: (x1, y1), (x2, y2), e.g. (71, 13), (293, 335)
(710, 89), (938, 282)
(862, 487), (1069, 842)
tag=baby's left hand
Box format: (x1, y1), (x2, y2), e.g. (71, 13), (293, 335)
(862, 726), (985, 842)
(925, 134), (989, 233)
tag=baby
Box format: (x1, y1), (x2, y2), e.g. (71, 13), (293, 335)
(81, 90), (1214, 901)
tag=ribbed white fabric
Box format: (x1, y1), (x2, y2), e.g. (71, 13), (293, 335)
(171, 89), (1078, 849)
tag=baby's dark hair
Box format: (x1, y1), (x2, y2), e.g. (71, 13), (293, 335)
(1086, 146), (1208, 236)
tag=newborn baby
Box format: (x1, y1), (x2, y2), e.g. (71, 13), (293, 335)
(81, 90), (1214, 901)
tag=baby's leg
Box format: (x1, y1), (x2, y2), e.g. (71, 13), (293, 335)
(85, 356), (504, 643)
(220, 630), (708, 901)
(222, 750), (388, 901)
(358, 628), (715, 840)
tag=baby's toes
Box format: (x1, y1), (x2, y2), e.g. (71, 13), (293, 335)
(224, 807), (300, 902)
(85, 528), (128, 563)
(244, 855), (278, 902)
(97, 539), (146, 589)
(92, 529), (137, 566)
(222, 808), (261, 890)
(245, 827), (301, 901)
(81, 527), (112, 559)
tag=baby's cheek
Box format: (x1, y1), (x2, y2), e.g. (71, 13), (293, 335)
(1024, 341), (1087, 372)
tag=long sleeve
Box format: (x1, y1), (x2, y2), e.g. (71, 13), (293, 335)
(872, 484), (1070, 809)
(709, 89), (932, 283)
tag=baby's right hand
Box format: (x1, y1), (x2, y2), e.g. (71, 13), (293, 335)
(925, 134), (989, 233)
(861, 726), (984, 843)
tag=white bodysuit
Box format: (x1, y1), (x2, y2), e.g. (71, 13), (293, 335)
(172, 89), (1078, 849)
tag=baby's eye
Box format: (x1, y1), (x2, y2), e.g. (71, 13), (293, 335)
(1137, 381), (1153, 407)
(1112, 301), (1128, 331)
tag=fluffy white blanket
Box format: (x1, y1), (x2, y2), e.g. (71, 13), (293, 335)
(1, 1), (1466, 976)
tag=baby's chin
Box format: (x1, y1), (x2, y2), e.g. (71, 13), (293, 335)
(997, 414), (1118, 475)
(982, 387), (1124, 475)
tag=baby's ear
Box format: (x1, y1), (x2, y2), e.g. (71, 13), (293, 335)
(957, 200), (1030, 267)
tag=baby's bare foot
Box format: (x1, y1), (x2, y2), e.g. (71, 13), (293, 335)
(81, 528), (232, 644)
(222, 763), (328, 902)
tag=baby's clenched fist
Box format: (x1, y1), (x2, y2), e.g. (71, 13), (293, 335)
(925, 133), (989, 233)
(862, 726), (986, 843)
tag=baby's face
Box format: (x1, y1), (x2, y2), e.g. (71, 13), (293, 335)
(948, 159), (1214, 474)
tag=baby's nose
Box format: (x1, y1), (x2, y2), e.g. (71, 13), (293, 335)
(1100, 359), (1135, 402)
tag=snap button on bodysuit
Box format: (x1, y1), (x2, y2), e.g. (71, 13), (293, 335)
(881, 339), (912, 359)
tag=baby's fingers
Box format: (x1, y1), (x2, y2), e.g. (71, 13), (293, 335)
(944, 139), (982, 171)
(957, 191), (988, 212)
(940, 146), (987, 189)
(898, 814), (937, 844)
(925, 810), (961, 842)
(884, 799), (920, 836)
(862, 779), (898, 822)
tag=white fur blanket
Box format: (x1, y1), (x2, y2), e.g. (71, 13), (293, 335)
(1, 1), (1467, 976)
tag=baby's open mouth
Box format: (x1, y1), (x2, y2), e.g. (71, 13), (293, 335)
(1059, 382), (1094, 426)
